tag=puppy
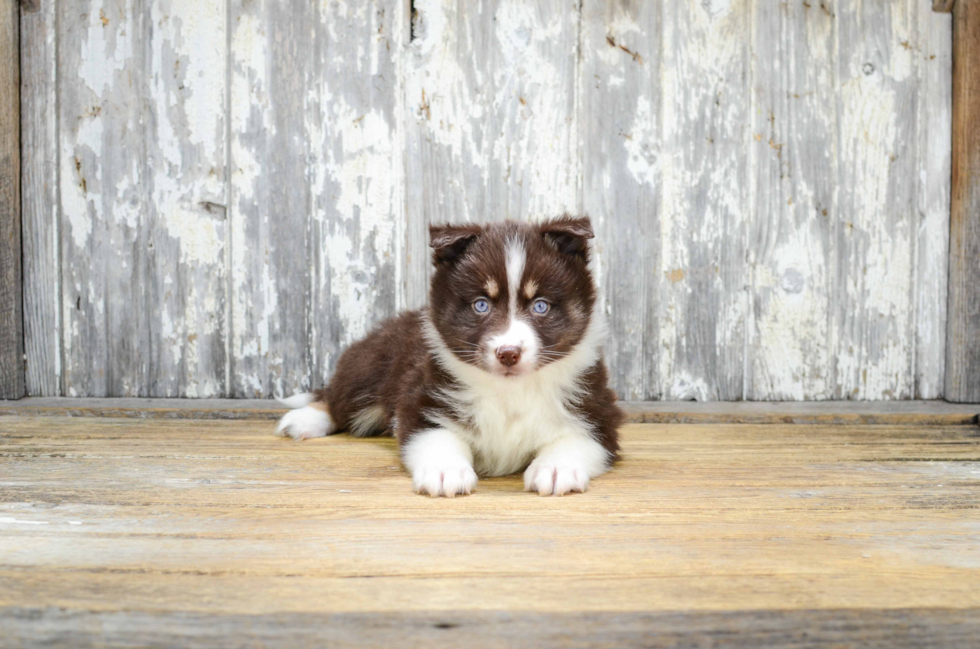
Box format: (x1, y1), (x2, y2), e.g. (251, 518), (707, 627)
(276, 216), (624, 497)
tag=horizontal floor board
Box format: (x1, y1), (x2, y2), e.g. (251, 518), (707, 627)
(0, 398), (977, 425)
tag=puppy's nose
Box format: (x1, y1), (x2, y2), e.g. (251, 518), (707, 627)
(496, 345), (522, 367)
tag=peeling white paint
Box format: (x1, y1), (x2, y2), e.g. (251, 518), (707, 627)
(625, 96), (659, 187)
(76, 6), (133, 95)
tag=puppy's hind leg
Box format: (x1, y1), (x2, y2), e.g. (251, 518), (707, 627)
(275, 394), (336, 441)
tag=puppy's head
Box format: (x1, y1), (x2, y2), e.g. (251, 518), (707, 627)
(428, 216), (597, 377)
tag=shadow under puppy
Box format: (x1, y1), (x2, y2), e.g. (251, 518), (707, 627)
(276, 216), (624, 497)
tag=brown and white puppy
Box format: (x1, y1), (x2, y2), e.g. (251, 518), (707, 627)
(275, 216), (624, 497)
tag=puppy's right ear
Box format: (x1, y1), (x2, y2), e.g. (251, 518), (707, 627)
(429, 223), (481, 265)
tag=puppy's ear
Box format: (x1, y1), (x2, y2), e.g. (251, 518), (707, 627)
(429, 223), (482, 265)
(539, 215), (594, 260)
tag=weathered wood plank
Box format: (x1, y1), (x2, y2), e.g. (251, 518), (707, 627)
(746, 0), (835, 400)
(915, 5), (952, 399)
(144, 0), (228, 397)
(59, 0), (150, 396)
(402, 0), (580, 309)
(0, 0), (24, 399)
(228, 0), (314, 397)
(580, 0), (661, 400)
(946, 0), (980, 403)
(658, 0), (750, 400)
(3, 608), (980, 649)
(0, 398), (976, 426)
(834, 0), (919, 400)
(20, 0), (60, 396)
(307, 1), (404, 386)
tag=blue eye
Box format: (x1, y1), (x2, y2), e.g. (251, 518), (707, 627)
(532, 299), (550, 315)
(473, 299), (490, 314)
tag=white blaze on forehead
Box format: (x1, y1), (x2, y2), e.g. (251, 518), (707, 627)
(485, 236), (539, 372)
(504, 237), (526, 316)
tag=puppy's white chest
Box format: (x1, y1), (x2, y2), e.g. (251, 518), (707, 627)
(458, 383), (573, 477)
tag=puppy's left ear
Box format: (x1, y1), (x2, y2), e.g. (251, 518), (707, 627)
(429, 223), (482, 265)
(539, 215), (594, 260)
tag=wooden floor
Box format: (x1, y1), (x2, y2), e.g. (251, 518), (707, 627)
(1, 411), (979, 647)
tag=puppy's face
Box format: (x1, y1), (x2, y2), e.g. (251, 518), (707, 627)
(428, 217), (597, 377)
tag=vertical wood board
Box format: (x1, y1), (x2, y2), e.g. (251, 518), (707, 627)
(144, 0), (229, 397)
(308, 0), (404, 386)
(833, 0), (919, 400)
(657, 0), (750, 401)
(746, 0), (836, 401)
(228, 0), (314, 397)
(58, 0), (150, 397)
(946, 0), (980, 402)
(20, 0), (60, 396)
(915, 3), (952, 399)
(580, 0), (662, 400)
(1, 0), (25, 399)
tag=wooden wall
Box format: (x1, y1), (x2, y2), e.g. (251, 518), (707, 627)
(20, 0), (953, 401)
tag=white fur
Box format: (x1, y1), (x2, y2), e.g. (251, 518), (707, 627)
(505, 238), (526, 316)
(276, 401), (335, 440)
(486, 318), (539, 374)
(487, 238), (539, 375)
(523, 435), (610, 496)
(422, 308), (609, 478)
(349, 404), (387, 437)
(402, 428), (479, 497)
(277, 393), (316, 409)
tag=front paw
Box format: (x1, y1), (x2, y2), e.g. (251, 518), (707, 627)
(412, 462), (478, 498)
(523, 458), (590, 496)
(275, 404), (334, 440)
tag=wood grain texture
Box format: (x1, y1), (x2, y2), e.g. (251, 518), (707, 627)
(0, 0), (24, 400)
(915, 3), (952, 399)
(308, 0), (404, 386)
(747, 0), (835, 401)
(228, 0), (315, 397)
(3, 608), (980, 649)
(834, 0), (920, 400)
(1, 416), (979, 644)
(58, 0), (150, 396)
(402, 0), (581, 309)
(1, 397), (977, 425)
(20, 0), (60, 397)
(658, 0), (750, 400)
(946, 0), (980, 402)
(145, 0), (229, 397)
(580, 0), (661, 401)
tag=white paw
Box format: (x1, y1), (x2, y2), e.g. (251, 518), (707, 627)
(523, 459), (590, 496)
(275, 404), (334, 440)
(412, 462), (478, 498)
